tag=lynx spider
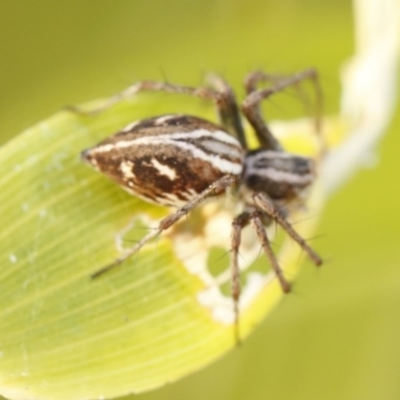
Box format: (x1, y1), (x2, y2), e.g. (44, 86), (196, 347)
(79, 69), (323, 339)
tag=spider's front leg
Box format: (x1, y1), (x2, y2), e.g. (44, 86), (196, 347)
(253, 192), (322, 267)
(244, 70), (287, 95)
(231, 212), (251, 332)
(241, 68), (323, 150)
(242, 148), (322, 286)
(230, 208), (291, 343)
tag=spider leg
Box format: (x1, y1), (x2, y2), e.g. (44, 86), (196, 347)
(68, 80), (219, 115)
(244, 70), (286, 95)
(253, 192), (323, 266)
(241, 69), (323, 152)
(230, 208), (291, 344)
(245, 70), (318, 132)
(243, 70), (287, 151)
(206, 73), (247, 148)
(231, 211), (251, 343)
(249, 210), (291, 293)
(69, 77), (247, 148)
(91, 174), (238, 279)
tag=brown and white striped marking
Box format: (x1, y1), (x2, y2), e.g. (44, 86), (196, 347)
(82, 114), (244, 207)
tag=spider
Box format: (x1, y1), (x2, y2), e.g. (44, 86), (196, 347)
(79, 70), (323, 336)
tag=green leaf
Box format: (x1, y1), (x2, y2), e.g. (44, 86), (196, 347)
(0, 94), (325, 400)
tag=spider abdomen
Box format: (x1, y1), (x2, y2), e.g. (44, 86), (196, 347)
(82, 114), (245, 207)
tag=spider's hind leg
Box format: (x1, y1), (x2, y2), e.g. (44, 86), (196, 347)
(68, 75), (247, 148)
(206, 73), (247, 148)
(68, 80), (222, 116)
(92, 174), (238, 279)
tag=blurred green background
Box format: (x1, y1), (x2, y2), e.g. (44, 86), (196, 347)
(1, 1), (399, 400)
